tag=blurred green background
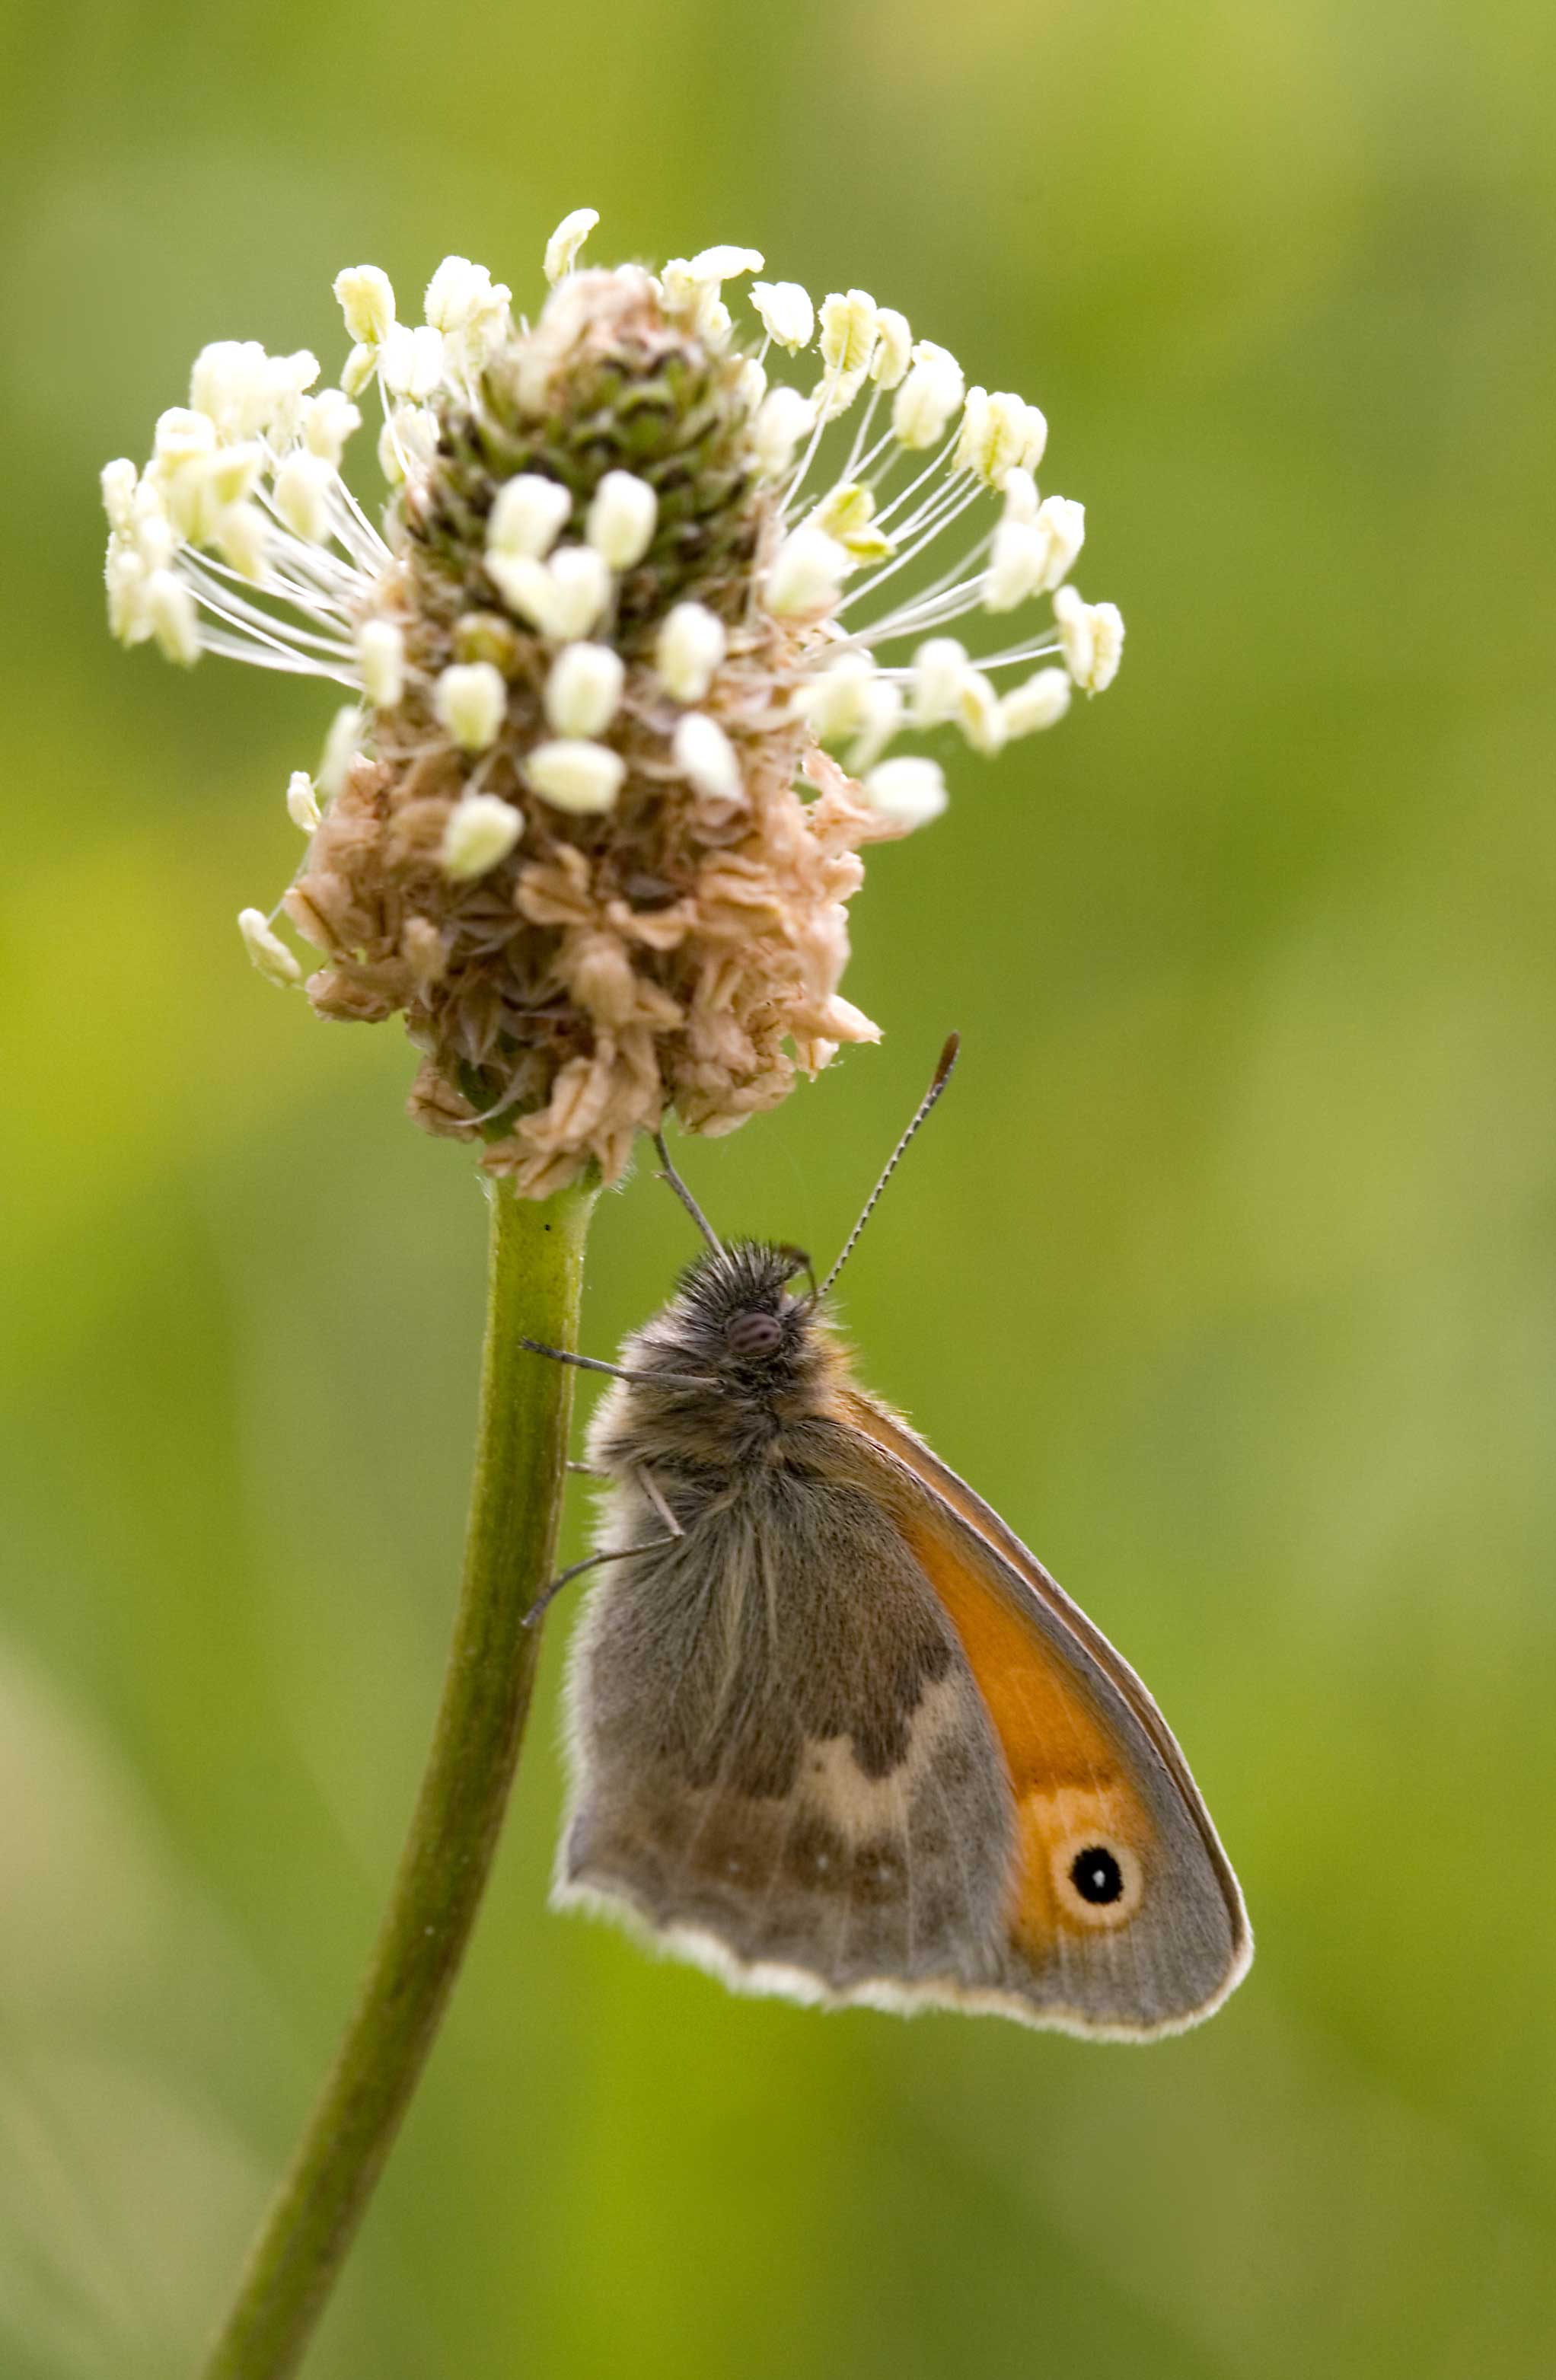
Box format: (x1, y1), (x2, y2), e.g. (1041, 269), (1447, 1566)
(3, 0), (1555, 2373)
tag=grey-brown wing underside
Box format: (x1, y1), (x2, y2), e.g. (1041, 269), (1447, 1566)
(556, 1464), (1020, 2005)
(555, 1438), (1248, 2034)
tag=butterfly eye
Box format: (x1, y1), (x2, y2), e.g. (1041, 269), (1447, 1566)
(725, 1311), (783, 1357)
(1051, 1833), (1143, 1928)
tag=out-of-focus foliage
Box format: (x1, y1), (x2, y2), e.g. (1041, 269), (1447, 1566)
(2, 1), (1554, 2373)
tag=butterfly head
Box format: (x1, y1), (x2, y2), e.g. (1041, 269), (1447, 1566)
(673, 1240), (821, 1384)
(611, 1240), (836, 1419)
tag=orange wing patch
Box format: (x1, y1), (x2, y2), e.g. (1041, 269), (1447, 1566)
(901, 1511), (1156, 1960)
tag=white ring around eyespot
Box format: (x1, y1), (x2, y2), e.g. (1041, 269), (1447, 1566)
(1048, 1832), (1144, 1930)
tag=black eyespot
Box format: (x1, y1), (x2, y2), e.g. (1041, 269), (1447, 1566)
(725, 1310), (783, 1357)
(1070, 1846), (1124, 1906)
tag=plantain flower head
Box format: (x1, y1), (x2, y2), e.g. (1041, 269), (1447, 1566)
(101, 214), (1123, 1194)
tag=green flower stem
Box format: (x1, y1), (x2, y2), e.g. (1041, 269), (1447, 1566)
(201, 1172), (598, 2380)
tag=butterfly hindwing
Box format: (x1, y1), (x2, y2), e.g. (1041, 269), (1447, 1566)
(556, 1463), (1020, 1999)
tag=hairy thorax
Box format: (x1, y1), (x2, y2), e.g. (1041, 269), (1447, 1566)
(585, 1241), (856, 1488)
(586, 1345), (851, 1485)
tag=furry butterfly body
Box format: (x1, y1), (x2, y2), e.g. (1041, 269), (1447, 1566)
(554, 1239), (1251, 2037)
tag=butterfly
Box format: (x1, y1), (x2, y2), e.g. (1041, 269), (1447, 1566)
(523, 1040), (1251, 2037)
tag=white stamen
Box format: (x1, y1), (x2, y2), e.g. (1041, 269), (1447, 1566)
(302, 388), (362, 465)
(984, 522), (1050, 613)
(751, 280), (814, 353)
(1026, 495), (1086, 594)
(146, 570), (199, 665)
(809, 480), (892, 563)
(672, 712), (741, 801)
(238, 906), (302, 985)
(273, 453), (336, 544)
(358, 618), (406, 709)
(796, 652), (877, 741)
(544, 208), (599, 286)
(687, 244), (764, 282)
(655, 602), (726, 702)
(265, 351), (320, 445)
(870, 309), (913, 390)
(957, 668), (1006, 755)
(752, 384), (814, 477)
(189, 343), (266, 436)
(909, 637), (969, 726)
(660, 259), (735, 340)
(435, 661), (508, 751)
(484, 554), (550, 626)
(100, 458), (139, 533)
(423, 257), (512, 372)
(333, 266), (395, 346)
(586, 471), (658, 569)
(104, 544), (150, 644)
(545, 642), (625, 736)
(488, 474), (572, 560)
(819, 289), (879, 380)
(376, 405), (439, 487)
(341, 343), (377, 398)
(955, 388), (1047, 484)
(160, 391), (226, 475)
(215, 501), (268, 579)
(767, 525), (847, 616)
(1000, 466), (1039, 524)
(286, 770), (322, 830)
(699, 295), (734, 345)
(891, 346), (965, 448)
(152, 407), (217, 476)
(526, 739), (626, 814)
(545, 545), (613, 639)
(379, 323), (445, 400)
(442, 793), (522, 879)
(1054, 587), (1124, 692)
(317, 705), (363, 796)
(862, 758), (947, 829)
(488, 544), (611, 640)
(424, 254), (485, 329)
(1000, 668), (1072, 736)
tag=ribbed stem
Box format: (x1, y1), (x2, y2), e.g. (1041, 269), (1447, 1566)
(200, 1172), (598, 2380)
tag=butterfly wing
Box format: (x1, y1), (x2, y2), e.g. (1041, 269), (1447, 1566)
(834, 1388), (1252, 2034)
(556, 1407), (1250, 2037)
(555, 1462), (1024, 2008)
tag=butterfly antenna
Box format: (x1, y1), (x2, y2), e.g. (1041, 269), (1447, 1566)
(817, 1034), (960, 1300)
(652, 1129), (725, 1255)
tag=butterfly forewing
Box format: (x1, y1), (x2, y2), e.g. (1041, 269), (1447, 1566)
(838, 1390), (1252, 2017)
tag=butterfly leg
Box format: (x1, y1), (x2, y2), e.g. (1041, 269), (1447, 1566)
(523, 1469), (684, 1631)
(566, 1460), (607, 1477)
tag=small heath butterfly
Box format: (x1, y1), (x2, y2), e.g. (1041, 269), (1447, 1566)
(525, 1040), (1251, 2037)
